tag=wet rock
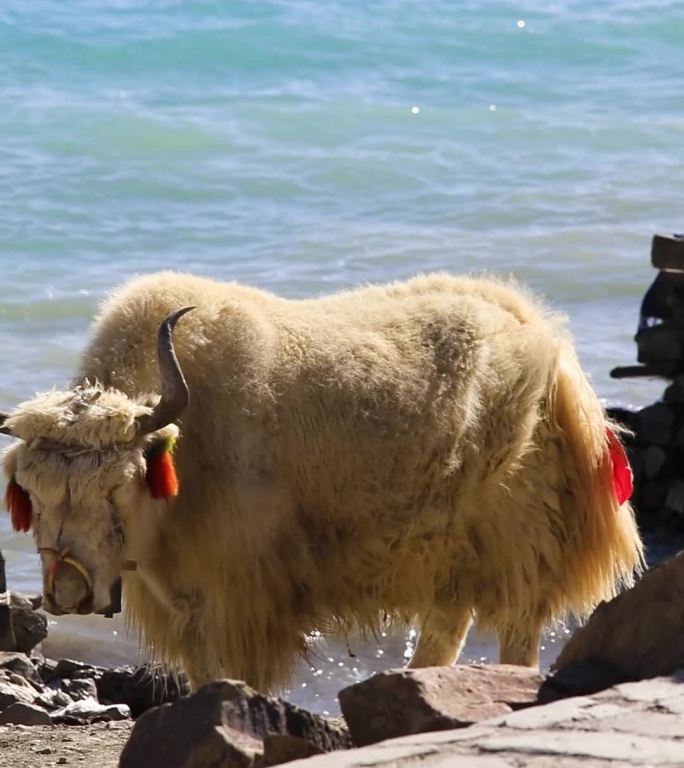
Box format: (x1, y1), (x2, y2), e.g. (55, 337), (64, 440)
(0, 701), (52, 726)
(338, 664), (543, 748)
(120, 679), (350, 768)
(50, 697), (131, 725)
(538, 659), (632, 703)
(96, 664), (190, 718)
(553, 548), (684, 680)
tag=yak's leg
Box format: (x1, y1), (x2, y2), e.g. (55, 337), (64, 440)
(407, 606), (473, 668)
(497, 616), (545, 667)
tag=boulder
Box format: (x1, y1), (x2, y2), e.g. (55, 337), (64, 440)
(61, 677), (98, 701)
(637, 402), (674, 445)
(552, 548), (684, 682)
(262, 734), (323, 765)
(45, 657), (104, 682)
(10, 602), (47, 654)
(538, 659), (632, 703)
(119, 679), (351, 768)
(0, 701), (52, 725)
(338, 664), (543, 747)
(96, 664), (190, 718)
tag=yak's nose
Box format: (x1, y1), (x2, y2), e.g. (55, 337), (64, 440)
(48, 559), (92, 614)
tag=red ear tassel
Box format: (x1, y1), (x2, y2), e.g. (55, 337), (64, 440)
(146, 451), (179, 500)
(606, 427), (633, 506)
(5, 479), (32, 533)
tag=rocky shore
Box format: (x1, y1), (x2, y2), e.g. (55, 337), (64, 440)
(1, 539), (684, 767)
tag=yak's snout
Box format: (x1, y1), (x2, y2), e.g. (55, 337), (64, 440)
(44, 557), (94, 615)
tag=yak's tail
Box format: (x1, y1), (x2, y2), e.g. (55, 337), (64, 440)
(551, 340), (644, 616)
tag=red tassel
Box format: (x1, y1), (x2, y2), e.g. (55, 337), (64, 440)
(146, 451), (179, 500)
(5, 479), (32, 533)
(606, 428), (633, 506)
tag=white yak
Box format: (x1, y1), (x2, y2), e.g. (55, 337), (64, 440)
(1, 272), (643, 691)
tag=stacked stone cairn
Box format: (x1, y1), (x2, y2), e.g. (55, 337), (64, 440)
(609, 233), (684, 533)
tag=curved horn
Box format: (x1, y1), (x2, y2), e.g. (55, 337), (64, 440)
(0, 413), (12, 436)
(137, 306), (196, 436)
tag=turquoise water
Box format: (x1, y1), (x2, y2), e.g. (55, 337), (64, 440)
(1, 1), (682, 708)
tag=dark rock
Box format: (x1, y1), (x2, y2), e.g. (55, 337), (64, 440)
(0, 701), (52, 725)
(664, 376), (684, 404)
(37, 657), (59, 682)
(50, 697), (131, 725)
(338, 664), (543, 748)
(643, 445), (667, 479)
(665, 480), (684, 515)
(119, 679), (350, 768)
(46, 658), (104, 682)
(0, 553), (15, 653)
(538, 659), (632, 704)
(638, 403), (674, 446)
(10, 604), (47, 654)
(62, 677), (98, 701)
(96, 664), (190, 718)
(553, 548), (684, 680)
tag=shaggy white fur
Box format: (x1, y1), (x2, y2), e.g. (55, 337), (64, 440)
(3, 272), (643, 691)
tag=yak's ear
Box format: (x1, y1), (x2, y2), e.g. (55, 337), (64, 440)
(5, 478), (32, 533)
(144, 432), (179, 500)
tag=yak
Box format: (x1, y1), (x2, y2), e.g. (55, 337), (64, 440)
(1, 271), (643, 691)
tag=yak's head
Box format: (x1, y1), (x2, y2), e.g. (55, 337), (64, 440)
(0, 307), (193, 616)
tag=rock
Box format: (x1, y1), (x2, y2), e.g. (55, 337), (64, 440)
(46, 658), (104, 682)
(538, 659), (632, 703)
(637, 403), (674, 446)
(50, 697), (131, 725)
(34, 687), (72, 711)
(285, 673), (684, 768)
(0, 674), (38, 708)
(338, 664), (543, 748)
(96, 664), (190, 718)
(0, 701), (52, 726)
(642, 445), (667, 479)
(262, 734), (323, 766)
(0, 651), (42, 687)
(62, 677), (98, 701)
(10, 604), (47, 654)
(119, 679), (350, 768)
(665, 480), (684, 515)
(664, 375), (684, 403)
(553, 548), (684, 680)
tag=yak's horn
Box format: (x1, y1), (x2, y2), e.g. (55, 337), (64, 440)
(137, 306), (195, 436)
(0, 412), (12, 436)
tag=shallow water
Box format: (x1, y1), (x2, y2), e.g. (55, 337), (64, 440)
(1, 1), (682, 712)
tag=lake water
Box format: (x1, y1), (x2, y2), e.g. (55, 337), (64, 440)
(1, 0), (682, 712)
